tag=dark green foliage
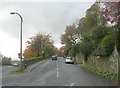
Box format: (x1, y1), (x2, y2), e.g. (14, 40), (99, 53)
(91, 26), (108, 46)
(70, 43), (80, 57)
(99, 29), (116, 56)
(2, 56), (11, 65)
(117, 27), (120, 54)
(61, 2), (119, 58)
(80, 33), (93, 62)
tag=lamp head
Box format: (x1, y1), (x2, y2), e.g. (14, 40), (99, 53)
(10, 12), (15, 15)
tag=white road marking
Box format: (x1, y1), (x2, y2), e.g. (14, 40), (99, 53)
(57, 71), (59, 78)
(56, 64), (59, 70)
(65, 82), (76, 86)
(56, 64), (59, 77)
(37, 79), (43, 81)
(70, 82), (75, 86)
(57, 67), (58, 70)
(42, 82), (46, 84)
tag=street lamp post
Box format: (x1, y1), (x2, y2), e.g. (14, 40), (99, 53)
(10, 12), (23, 66)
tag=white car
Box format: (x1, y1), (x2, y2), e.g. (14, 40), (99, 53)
(65, 57), (74, 64)
(12, 62), (19, 67)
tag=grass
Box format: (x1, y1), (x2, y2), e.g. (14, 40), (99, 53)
(11, 67), (24, 73)
(80, 64), (118, 81)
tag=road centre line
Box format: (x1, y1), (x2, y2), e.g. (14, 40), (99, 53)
(56, 64), (58, 70)
(57, 67), (58, 70)
(42, 82), (46, 84)
(57, 71), (59, 78)
(70, 82), (75, 86)
(65, 82), (76, 86)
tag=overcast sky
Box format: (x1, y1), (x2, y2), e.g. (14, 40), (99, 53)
(0, 1), (95, 60)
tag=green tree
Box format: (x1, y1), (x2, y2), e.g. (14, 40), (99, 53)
(77, 3), (99, 35)
(91, 26), (108, 49)
(70, 43), (80, 57)
(2, 56), (12, 65)
(100, 1), (120, 54)
(80, 33), (92, 62)
(24, 33), (55, 59)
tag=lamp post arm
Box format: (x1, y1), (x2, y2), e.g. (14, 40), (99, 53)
(15, 12), (23, 22)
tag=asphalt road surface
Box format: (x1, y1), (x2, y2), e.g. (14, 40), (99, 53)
(2, 57), (118, 86)
(2, 66), (15, 76)
(0, 66), (2, 86)
(1, 65), (16, 87)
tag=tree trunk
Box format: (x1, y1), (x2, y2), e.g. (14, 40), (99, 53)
(84, 54), (88, 62)
(83, 59), (85, 66)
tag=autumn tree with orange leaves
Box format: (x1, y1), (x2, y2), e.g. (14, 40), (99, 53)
(23, 33), (57, 59)
(61, 24), (79, 56)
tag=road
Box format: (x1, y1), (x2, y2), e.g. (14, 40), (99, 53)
(2, 66), (15, 76)
(1, 65), (16, 87)
(2, 57), (118, 86)
(0, 66), (2, 86)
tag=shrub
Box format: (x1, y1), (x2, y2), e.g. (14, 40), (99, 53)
(11, 67), (24, 73)
(100, 34), (115, 56)
(82, 64), (118, 81)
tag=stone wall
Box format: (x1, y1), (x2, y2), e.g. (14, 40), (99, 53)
(23, 57), (42, 68)
(75, 53), (83, 64)
(75, 46), (119, 74)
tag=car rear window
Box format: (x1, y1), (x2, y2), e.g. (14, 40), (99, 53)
(67, 57), (72, 59)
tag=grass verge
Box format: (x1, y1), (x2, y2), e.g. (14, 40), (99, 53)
(11, 67), (24, 73)
(79, 64), (119, 81)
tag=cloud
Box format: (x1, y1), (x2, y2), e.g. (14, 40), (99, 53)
(0, 31), (19, 59)
(0, 2), (94, 59)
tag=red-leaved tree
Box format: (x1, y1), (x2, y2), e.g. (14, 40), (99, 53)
(97, 0), (120, 53)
